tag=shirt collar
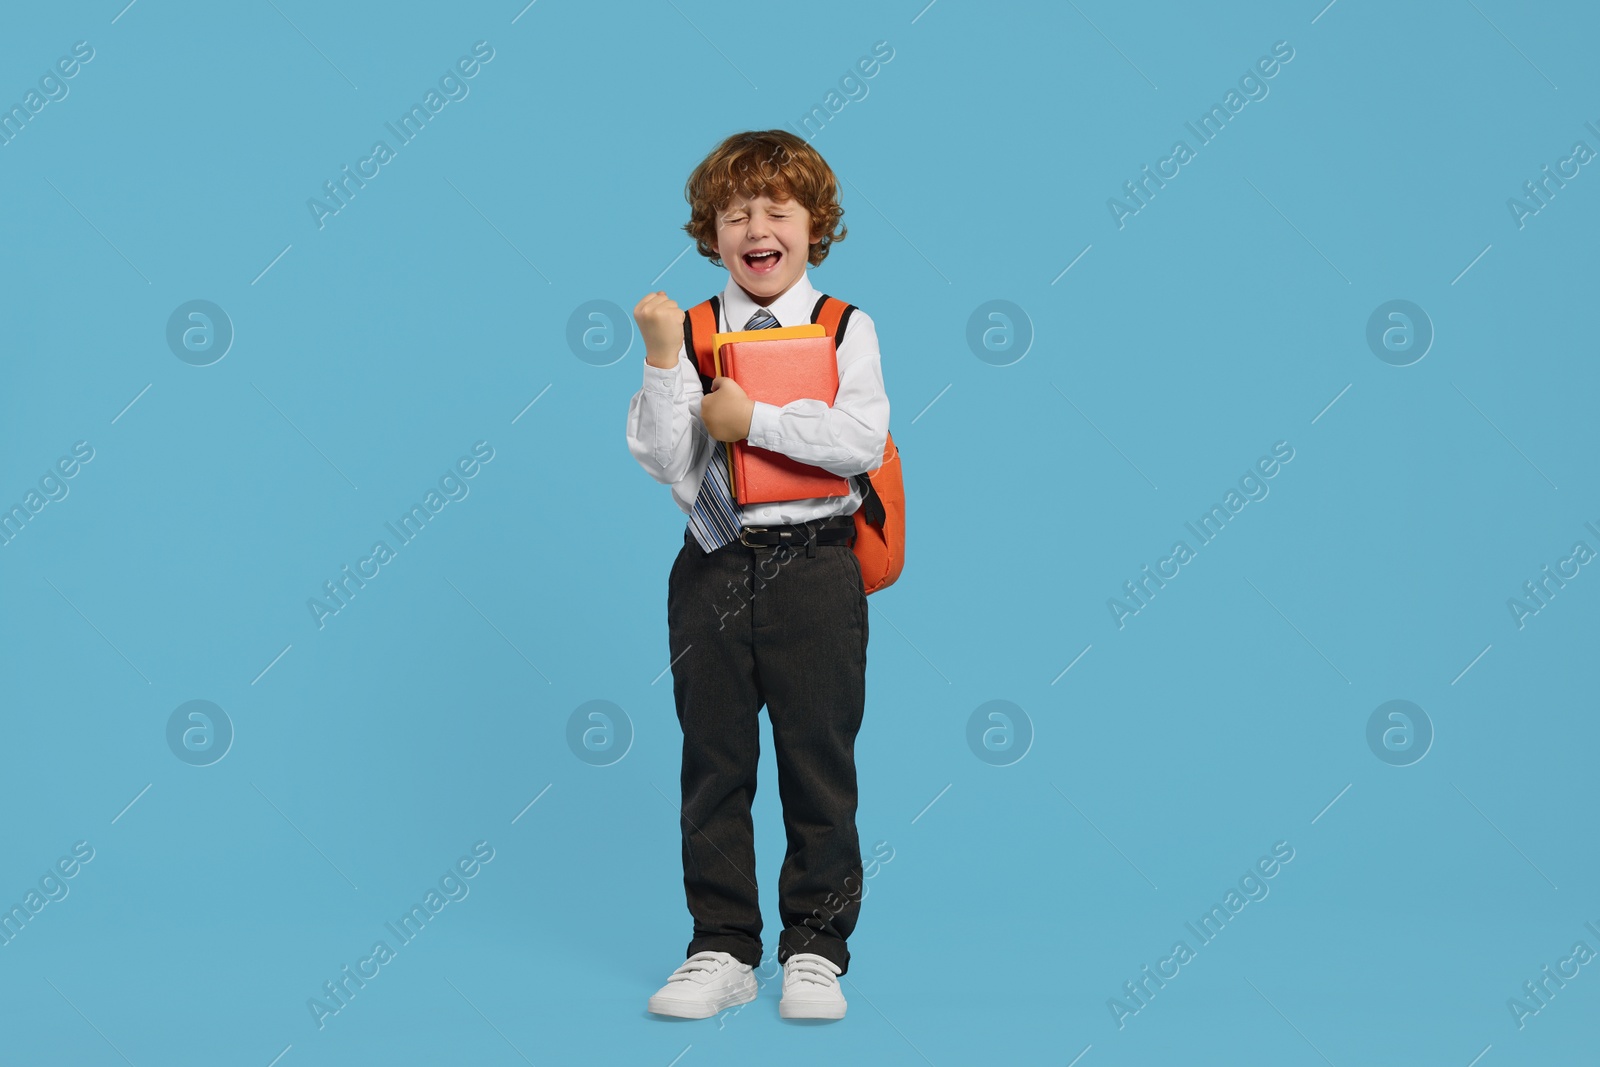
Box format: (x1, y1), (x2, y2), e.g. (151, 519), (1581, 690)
(719, 270), (817, 332)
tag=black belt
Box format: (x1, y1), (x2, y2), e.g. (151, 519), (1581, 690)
(737, 514), (855, 550)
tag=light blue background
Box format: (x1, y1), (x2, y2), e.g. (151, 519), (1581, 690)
(2, 1), (1597, 1064)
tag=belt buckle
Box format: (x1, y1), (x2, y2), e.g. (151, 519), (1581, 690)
(738, 526), (767, 547)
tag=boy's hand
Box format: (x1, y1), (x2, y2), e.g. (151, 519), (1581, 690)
(633, 291), (685, 367)
(702, 377), (754, 442)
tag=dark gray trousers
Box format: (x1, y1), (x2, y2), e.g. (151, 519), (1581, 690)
(666, 520), (868, 975)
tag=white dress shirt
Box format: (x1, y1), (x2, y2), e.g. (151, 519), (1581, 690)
(625, 270), (890, 528)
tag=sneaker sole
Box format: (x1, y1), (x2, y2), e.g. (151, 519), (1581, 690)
(648, 978), (758, 1019)
(779, 998), (847, 1020)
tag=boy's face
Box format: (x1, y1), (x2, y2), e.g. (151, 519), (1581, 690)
(711, 193), (817, 306)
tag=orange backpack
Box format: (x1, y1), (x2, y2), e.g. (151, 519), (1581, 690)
(683, 293), (904, 595)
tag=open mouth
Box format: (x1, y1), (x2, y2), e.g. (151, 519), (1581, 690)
(743, 250), (782, 273)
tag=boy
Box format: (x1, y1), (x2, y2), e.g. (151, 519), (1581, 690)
(624, 130), (889, 1021)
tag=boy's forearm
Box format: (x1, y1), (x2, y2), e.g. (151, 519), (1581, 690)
(626, 362), (702, 484)
(645, 346), (680, 370)
(745, 396), (888, 477)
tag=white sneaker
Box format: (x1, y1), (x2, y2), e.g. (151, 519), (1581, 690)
(647, 950), (758, 1019)
(778, 952), (847, 1019)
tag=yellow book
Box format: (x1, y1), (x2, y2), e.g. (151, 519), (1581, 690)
(710, 323), (826, 375)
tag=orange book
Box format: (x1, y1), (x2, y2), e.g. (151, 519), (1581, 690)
(713, 322), (825, 358)
(712, 332), (852, 505)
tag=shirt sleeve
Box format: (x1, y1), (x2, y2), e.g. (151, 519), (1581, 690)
(625, 343), (710, 486)
(742, 309), (890, 478)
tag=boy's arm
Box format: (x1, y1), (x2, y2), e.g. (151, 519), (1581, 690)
(625, 342), (710, 485)
(742, 309), (890, 478)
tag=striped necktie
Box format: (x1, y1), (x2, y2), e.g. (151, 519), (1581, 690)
(687, 306), (780, 552)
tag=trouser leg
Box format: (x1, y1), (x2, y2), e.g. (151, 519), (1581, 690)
(667, 531), (765, 967)
(750, 539), (869, 975)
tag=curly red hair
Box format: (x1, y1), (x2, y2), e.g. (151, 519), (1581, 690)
(682, 130), (847, 268)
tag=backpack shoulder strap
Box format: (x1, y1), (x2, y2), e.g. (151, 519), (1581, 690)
(810, 294), (884, 526)
(809, 294), (856, 343)
(683, 295), (720, 395)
